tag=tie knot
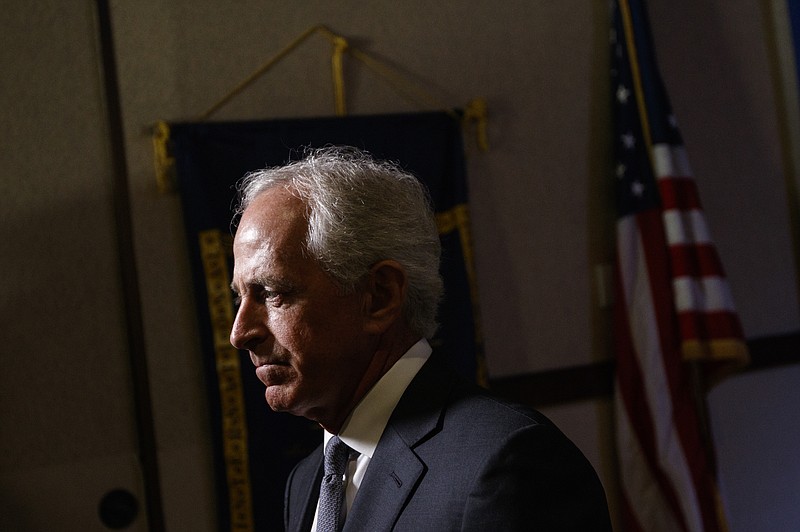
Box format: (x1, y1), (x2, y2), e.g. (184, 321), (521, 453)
(324, 436), (352, 478)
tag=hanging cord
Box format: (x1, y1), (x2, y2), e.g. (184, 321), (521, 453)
(155, 25), (488, 191)
(199, 24), (327, 120)
(346, 46), (458, 119)
(198, 25), (350, 120)
(197, 24), (478, 126)
(344, 51), (489, 152)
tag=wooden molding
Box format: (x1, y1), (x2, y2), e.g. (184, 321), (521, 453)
(489, 331), (800, 407)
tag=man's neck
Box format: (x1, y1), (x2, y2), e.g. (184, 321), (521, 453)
(321, 327), (422, 434)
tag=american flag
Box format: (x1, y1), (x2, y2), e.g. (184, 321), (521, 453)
(610, 1), (750, 531)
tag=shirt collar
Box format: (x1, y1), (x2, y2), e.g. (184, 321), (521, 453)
(323, 338), (432, 458)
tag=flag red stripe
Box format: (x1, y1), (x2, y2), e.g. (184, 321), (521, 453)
(658, 176), (702, 211)
(614, 298), (691, 532)
(678, 310), (746, 342)
(612, 2), (747, 530)
(628, 209), (723, 531)
(670, 244), (726, 278)
(668, 380), (722, 532)
(616, 213), (693, 531)
(641, 217), (724, 532)
(635, 211), (685, 393)
(620, 488), (648, 532)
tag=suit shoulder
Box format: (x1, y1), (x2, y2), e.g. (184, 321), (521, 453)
(447, 383), (554, 431)
(395, 353), (563, 443)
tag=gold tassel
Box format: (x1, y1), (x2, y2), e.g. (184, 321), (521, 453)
(152, 120), (176, 193)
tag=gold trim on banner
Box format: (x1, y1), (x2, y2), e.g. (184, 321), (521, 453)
(463, 98), (489, 152)
(199, 229), (254, 532)
(152, 120), (176, 193)
(436, 204), (488, 387)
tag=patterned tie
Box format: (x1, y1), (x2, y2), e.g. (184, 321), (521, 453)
(317, 436), (353, 532)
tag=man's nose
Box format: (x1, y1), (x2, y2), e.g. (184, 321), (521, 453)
(230, 295), (269, 351)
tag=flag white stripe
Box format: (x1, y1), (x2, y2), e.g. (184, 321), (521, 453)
(673, 276), (737, 313)
(617, 216), (705, 532)
(653, 144), (692, 179)
(663, 209), (711, 245)
(615, 390), (683, 532)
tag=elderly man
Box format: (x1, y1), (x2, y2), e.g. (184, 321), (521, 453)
(230, 147), (611, 531)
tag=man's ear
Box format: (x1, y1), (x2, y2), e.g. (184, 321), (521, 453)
(363, 260), (407, 334)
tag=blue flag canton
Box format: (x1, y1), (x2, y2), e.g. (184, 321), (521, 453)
(610, 0), (683, 219)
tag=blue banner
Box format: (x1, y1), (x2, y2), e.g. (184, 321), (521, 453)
(168, 112), (483, 531)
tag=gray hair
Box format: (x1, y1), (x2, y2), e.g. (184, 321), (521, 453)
(235, 146), (443, 339)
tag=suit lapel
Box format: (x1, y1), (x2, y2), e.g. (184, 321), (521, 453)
(343, 352), (457, 531)
(344, 425), (425, 531)
(286, 447), (323, 532)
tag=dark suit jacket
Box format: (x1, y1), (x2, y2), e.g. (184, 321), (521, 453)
(284, 352), (612, 531)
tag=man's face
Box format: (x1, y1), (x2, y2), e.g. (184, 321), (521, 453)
(229, 187), (375, 428)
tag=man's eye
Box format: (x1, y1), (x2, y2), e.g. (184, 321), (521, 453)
(261, 288), (285, 303)
(232, 286), (287, 307)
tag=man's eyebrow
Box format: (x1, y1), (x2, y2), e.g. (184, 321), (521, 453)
(230, 275), (288, 294)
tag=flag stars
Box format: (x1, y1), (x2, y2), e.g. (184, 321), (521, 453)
(616, 84), (631, 104)
(621, 132), (636, 150)
(668, 114), (678, 129)
(631, 180), (645, 197)
(616, 163), (627, 179)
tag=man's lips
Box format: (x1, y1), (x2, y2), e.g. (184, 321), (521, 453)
(254, 363), (289, 385)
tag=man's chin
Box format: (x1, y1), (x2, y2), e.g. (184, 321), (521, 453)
(264, 387), (288, 411)
(264, 391), (327, 427)
(263, 386), (304, 417)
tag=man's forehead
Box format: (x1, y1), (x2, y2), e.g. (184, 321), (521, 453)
(242, 188), (305, 223)
(236, 190), (306, 242)
(232, 189), (310, 280)
(231, 233), (297, 291)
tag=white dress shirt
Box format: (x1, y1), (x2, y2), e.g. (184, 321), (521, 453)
(310, 338), (432, 530)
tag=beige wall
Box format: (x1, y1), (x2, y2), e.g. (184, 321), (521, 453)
(1, 0), (798, 530)
(0, 2), (146, 530)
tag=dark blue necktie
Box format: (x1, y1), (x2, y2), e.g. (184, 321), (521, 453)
(317, 436), (353, 532)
